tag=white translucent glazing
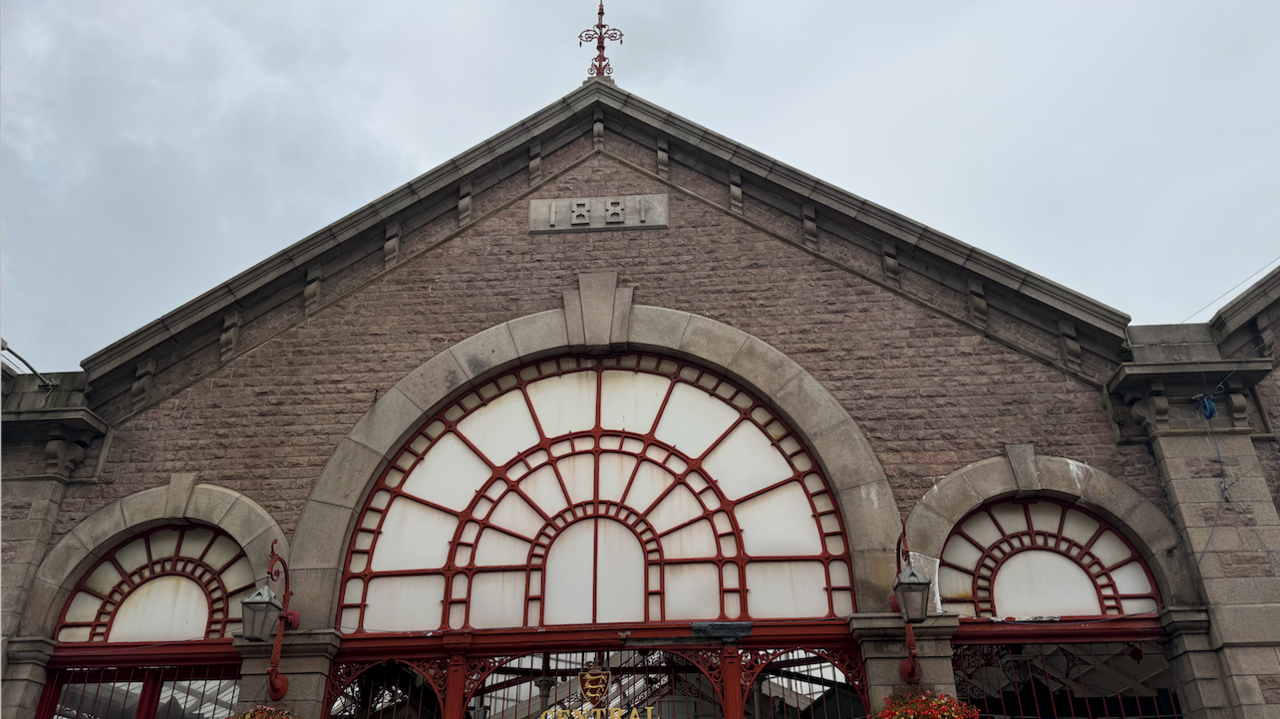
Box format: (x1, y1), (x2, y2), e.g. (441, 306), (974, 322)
(403, 433), (492, 511)
(941, 535), (984, 568)
(179, 529), (215, 559)
(990, 503), (1028, 535)
(456, 391), (541, 465)
(203, 536), (242, 571)
(469, 572), (528, 629)
(991, 551), (1102, 618)
(744, 562), (829, 619)
(646, 485), (703, 534)
(735, 483), (822, 556)
(701, 423), (793, 500)
(108, 576), (210, 642)
(489, 492), (546, 539)
(219, 557), (254, 593)
(653, 383), (740, 458)
(623, 462), (675, 513)
(114, 539), (150, 573)
(149, 529), (180, 560)
(1061, 509), (1100, 545)
(557, 454), (595, 504)
(600, 371), (670, 433)
(664, 564), (720, 620)
(1110, 561), (1153, 595)
(364, 575), (445, 631)
(1027, 502), (1063, 534)
(371, 499), (457, 571)
(84, 563), (123, 595)
(64, 591), (101, 623)
(526, 373), (598, 438)
(517, 466), (569, 516)
(543, 520), (596, 625)
(959, 513), (1002, 548)
(597, 453), (637, 502)
(937, 567), (974, 604)
(474, 530), (533, 567)
(662, 520), (718, 559)
(1090, 530), (1133, 567)
(595, 519), (645, 623)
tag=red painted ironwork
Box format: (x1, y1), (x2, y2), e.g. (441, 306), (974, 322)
(952, 641), (1183, 719)
(54, 524), (251, 643)
(339, 353), (855, 635)
(891, 516), (924, 684)
(578, 1), (623, 78)
(953, 617), (1166, 645)
(265, 538), (301, 701)
(36, 659), (240, 719)
(939, 498), (1161, 620)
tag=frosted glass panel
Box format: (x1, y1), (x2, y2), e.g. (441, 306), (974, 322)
(365, 575), (445, 631)
(403, 433), (492, 511)
(1091, 530), (1133, 566)
(624, 462), (675, 513)
(517, 466), (569, 516)
(595, 520), (645, 623)
(474, 530), (533, 567)
(526, 373), (598, 438)
(150, 530), (180, 560)
(65, 591), (101, 622)
(1027, 502), (1063, 534)
(1111, 561), (1153, 595)
(653, 383), (740, 457)
(941, 536), (984, 568)
(489, 492), (546, 538)
(665, 564), (720, 620)
(109, 576), (210, 642)
(938, 567), (974, 606)
(469, 572), (527, 628)
(456, 391), (541, 465)
(990, 503), (1028, 535)
(992, 551), (1101, 619)
(959, 513), (1001, 548)
(84, 563), (123, 595)
(1061, 509), (1100, 544)
(662, 520), (718, 559)
(544, 520), (596, 625)
(557, 455), (595, 504)
(736, 483), (822, 556)
(745, 561), (829, 619)
(597, 453), (637, 502)
(646, 486), (703, 534)
(702, 423), (793, 500)
(372, 499), (457, 571)
(600, 371), (670, 433)
(115, 538), (150, 572)
(178, 529), (215, 559)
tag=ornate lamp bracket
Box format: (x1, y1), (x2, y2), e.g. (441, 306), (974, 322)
(266, 539), (301, 701)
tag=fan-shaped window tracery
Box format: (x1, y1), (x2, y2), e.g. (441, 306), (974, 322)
(340, 354), (856, 634)
(937, 499), (1160, 619)
(55, 525), (254, 643)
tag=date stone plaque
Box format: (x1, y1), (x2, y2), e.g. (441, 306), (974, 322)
(529, 194), (668, 233)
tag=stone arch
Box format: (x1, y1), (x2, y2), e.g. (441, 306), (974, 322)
(290, 303), (902, 624)
(21, 480), (287, 638)
(904, 450), (1198, 610)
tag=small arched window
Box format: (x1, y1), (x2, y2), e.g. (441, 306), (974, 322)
(56, 524), (255, 643)
(937, 498), (1160, 619)
(339, 353), (856, 634)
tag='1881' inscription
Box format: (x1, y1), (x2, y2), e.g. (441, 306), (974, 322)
(529, 194), (669, 233)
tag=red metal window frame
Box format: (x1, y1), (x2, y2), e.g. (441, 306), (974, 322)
(340, 353), (857, 635)
(54, 525), (252, 644)
(35, 640), (241, 719)
(939, 498), (1162, 621)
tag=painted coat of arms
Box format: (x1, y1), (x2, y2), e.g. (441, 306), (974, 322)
(578, 663), (611, 707)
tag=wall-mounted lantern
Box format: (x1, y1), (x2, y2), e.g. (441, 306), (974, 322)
(891, 518), (930, 684)
(239, 540), (300, 701)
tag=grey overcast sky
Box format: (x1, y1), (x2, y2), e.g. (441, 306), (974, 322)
(3, 1), (1279, 372)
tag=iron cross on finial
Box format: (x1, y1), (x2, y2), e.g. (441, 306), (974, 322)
(578, 1), (623, 78)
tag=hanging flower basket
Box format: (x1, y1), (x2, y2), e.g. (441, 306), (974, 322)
(227, 706), (295, 719)
(878, 691), (980, 719)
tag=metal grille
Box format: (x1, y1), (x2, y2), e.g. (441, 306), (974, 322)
(746, 650), (867, 719)
(952, 642), (1181, 719)
(39, 666), (239, 719)
(327, 662), (443, 719)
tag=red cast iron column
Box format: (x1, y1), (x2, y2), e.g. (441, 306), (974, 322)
(720, 646), (744, 719)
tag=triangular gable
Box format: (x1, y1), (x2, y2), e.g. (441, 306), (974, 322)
(81, 78), (1130, 390)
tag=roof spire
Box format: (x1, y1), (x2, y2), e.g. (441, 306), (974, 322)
(578, 1), (623, 79)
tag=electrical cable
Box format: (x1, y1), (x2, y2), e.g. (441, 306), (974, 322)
(1178, 253), (1280, 324)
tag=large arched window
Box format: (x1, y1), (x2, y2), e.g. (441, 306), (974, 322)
(339, 353), (855, 634)
(937, 498), (1160, 620)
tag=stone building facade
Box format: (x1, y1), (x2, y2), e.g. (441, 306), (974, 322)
(3, 78), (1279, 719)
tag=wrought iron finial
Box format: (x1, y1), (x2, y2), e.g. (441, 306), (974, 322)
(578, 1), (623, 78)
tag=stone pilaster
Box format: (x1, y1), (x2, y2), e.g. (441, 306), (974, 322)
(850, 613), (960, 708)
(234, 629), (341, 719)
(2, 637), (55, 719)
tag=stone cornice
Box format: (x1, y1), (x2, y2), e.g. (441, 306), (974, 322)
(1210, 265), (1280, 341)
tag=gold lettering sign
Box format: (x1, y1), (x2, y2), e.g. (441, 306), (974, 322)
(541, 709), (658, 719)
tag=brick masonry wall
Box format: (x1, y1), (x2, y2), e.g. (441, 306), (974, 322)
(1256, 369), (1280, 514)
(46, 131), (1165, 555)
